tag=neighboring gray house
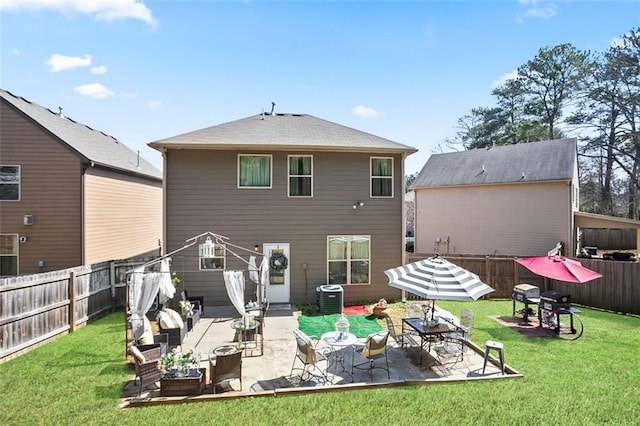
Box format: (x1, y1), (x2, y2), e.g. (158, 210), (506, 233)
(0, 89), (162, 276)
(149, 112), (417, 306)
(412, 139), (580, 257)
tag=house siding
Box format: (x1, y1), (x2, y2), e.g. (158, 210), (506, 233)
(415, 181), (572, 257)
(84, 167), (162, 264)
(164, 149), (405, 305)
(0, 101), (83, 274)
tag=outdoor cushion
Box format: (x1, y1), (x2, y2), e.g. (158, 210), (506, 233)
(138, 317), (154, 345)
(156, 311), (175, 329)
(128, 345), (146, 363)
(165, 308), (184, 329)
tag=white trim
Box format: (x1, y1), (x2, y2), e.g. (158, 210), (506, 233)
(287, 154), (313, 198)
(326, 235), (371, 285)
(0, 233), (19, 276)
(237, 154), (273, 189)
(370, 157), (393, 198)
(0, 165), (21, 201)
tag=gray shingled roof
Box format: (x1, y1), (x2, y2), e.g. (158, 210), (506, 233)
(412, 139), (577, 188)
(1, 89), (161, 180)
(149, 113), (417, 154)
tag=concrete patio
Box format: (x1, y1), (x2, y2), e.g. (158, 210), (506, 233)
(121, 304), (521, 408)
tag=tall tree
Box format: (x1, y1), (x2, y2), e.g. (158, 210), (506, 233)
(516, 43), (591, 140)
(568, 28), (640, 217)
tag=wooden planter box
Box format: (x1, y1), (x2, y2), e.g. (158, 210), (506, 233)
(160, 368), (206, 397)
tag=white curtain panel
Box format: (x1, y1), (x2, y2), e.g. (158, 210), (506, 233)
(128, 266), (161, 340)
(158, 258), (176, 304)
(224, 270), (247, 319)
(259, 256), (269, 305)
(248, 255), (259, 284)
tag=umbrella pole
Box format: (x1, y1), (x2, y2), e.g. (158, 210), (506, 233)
(431, 299), (435, 320)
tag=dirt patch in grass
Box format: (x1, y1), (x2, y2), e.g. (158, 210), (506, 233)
(492, 315), (555, 338)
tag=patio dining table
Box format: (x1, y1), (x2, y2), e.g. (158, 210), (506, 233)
(402, 317), (456, 365)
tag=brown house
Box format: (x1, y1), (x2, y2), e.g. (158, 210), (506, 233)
(0, 89), (162, 276)
(149, 112), (417, 306)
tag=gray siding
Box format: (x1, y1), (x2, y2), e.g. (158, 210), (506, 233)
(165, 149), (405, 305)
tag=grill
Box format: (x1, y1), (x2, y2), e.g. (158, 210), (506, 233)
(512, 284), (540, 322)
(539, 291), (572, 312)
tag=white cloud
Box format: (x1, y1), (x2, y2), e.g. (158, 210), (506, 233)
(45, 53), (92, 72)
(90, 65), (107, 74)
(10, 48), (22, 55)
(491, 70), (519, 89)
(147, 100), (162, 108)
(0, 0), (156, 26)
(120, 91), (137, 98)
(74, 83), (114, 99)
(352, 105), (381, 118)
(515, 1), (557, 24)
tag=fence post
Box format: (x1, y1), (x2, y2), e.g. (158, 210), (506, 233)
(485, 256), (491, 288)
(110, 261), (116, 313)
(68, 271), (76, 332)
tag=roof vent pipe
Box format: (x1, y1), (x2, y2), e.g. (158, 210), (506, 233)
(270, 102), (276, 116)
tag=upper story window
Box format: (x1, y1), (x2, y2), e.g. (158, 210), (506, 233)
(0, 165), (20, 201)
(371, 157), (393, 198)
(288, 155), (313, 197)
(238, 155), (272, 188)
(327, 235), (370, 285)
(0, 234), (18, 276)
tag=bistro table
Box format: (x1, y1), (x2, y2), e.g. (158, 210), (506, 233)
(402, 317), (456, 365)
(231, 318), (262, 355)
(321, 331), (357, 383)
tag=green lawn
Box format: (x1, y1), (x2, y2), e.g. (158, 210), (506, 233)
(1, 300), (638, 425)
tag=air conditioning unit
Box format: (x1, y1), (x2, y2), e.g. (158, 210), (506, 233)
(23, 215), (34, 225)
(318, 285), (343, 315)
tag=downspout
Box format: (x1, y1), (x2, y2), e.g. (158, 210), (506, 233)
(161, 148), (168, 257)
(401, 152), (407, 303)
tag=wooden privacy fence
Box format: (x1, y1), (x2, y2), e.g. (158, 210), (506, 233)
(0, 259), (144, 362)
(407, 253), (640, 316)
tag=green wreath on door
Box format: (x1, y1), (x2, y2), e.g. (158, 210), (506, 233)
(269, 252), (288, 271)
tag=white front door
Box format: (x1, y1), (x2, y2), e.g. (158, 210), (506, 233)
(263, 243), (290, 304)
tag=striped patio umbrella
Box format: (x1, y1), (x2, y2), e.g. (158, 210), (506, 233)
(384, 255), (495, 318)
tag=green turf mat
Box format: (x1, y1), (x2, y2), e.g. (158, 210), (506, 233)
(297, 314), (382, 338)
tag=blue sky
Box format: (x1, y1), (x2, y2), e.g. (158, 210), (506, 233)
(1, 1), (638, 174)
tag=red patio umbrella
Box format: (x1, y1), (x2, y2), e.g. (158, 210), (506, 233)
(514, 255), (602, 283)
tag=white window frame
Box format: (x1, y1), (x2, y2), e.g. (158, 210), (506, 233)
(370, 157), (393, 198)
(0, 165), (21, 201)
(199, 243), (226, 271)
(0, 234), (19, 277)
(327, 235), (371, 285)
(287, 155), (313, 197)
(237, 154), (273, 189)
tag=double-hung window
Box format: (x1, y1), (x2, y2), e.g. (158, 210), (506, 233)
(288, 155), (313, 197)
(327, 235), (370, 285)
(0, 165), (20, 201)
(371, 157), (393, 197)
(238, 155), (272, 188)
(0, 234), (18, 276)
